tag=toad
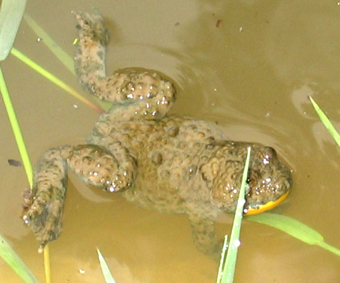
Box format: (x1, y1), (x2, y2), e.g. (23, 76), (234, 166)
(22, 10), (292, 254)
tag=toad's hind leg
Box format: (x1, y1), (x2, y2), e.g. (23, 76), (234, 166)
(188, 214), (222, 254)
(22, 147), (68, 252)
(23, 144), (136, 251)
(73, 10), (176, 121)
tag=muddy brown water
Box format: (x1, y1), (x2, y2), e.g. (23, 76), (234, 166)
(1, 0), (340, 282)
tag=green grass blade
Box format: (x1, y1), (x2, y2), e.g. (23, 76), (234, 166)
(0, 0), (27, 61)
(317, 242), (340, 257)
(0, 65), (33, 186)
(0, 234), (40, 283)
(10, 48), (104, 113)
(246, 213), (340, 257)
(1, 45), (52, 281)
(217, 147), (251, 283)
(23, 13), (74, 74)
(247, 213), (323, 244)
(309, 96), (340, 148)
(216, 235), (228, 282)
(0, 63), (52, 283)
(97, 249), (117, 283)
(24, 13), (110, 111)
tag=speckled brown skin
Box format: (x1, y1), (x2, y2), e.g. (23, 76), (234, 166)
(22, 11), (292, 254)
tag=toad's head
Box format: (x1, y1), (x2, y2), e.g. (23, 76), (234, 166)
(200, 142), (292, 214)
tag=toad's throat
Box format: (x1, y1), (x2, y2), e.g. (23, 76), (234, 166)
(244, 189), (291, 215)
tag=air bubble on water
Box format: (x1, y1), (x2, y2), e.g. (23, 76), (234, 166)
(108, 186), (115, 192)
(23, 215), (30, 224)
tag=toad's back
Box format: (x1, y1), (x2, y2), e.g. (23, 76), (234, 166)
(89, 114), (228, 215)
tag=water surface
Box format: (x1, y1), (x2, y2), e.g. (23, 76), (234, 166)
(1, 0), (340, 282)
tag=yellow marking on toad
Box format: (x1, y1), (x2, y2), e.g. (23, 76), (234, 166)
(244, 190), (290, 216)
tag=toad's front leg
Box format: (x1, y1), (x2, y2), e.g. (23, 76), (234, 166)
(23, 144), (136, 251)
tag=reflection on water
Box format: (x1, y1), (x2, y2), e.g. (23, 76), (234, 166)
(1, 0), (340, 282)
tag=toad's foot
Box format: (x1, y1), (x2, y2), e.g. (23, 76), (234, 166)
(23, 144), (136, 251)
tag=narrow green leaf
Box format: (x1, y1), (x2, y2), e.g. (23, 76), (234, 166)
(309, 96), (340, 148)
(216, 235), (228, 282)
(24, 13), (110, 111)
(217, 147), (251, 283)
(23, 13), (74, 74)
(0, 65), (33, 187)
(247, 213), (323, 244)
(97, 249), (117, 283)
(0, 62), (51, 283)
(0, 0), (27, 61)
(10, 48), (104, 113)
(0, 234), (40, 283)
(246, 213), (340, 257)
(317, 241), (340, 257)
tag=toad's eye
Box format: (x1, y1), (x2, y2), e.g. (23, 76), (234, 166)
(247, 177), (255, 185)
(246, 173), (256, 186)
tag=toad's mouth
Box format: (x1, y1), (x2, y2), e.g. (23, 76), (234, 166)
(243, 189), (291, 216)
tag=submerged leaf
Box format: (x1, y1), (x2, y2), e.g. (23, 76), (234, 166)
(0, 234), (40, 283)
(0, 55), (51, 283)
(0, 0), (27, 61)
(97, 249), (117, 283)
(246, 213), (340, 257)
(24, 12), (110, 111)
(0, 66), (33, 186)
(10, 48), (104, 113)
(246, 213), (323, 244)
(23, 13), (74, 74)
